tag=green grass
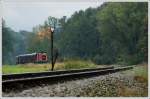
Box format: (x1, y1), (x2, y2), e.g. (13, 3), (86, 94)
(122, 63), (148, 83)
(2, 60), (97, 74)
(2, 64), (51, 74)
(118, 64), (148, 96)
(133, 64), (148, 81)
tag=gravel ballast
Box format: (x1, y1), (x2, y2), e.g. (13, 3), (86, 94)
(3, 69), (147, 97)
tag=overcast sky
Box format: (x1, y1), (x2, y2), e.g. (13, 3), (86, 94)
(2, 1), (104, 32)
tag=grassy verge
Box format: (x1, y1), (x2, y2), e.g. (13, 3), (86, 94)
(2, 64), (51, 74)
(2, 60), (97, 74)
(121, 63), (148, 82)
(133, 63), (148, 83)
(118, 63), (148, 96)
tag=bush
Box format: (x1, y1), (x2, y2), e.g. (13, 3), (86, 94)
(92, 54), (115, 65)
(117, 54), (142, 65)
(92, 55), (102, 65)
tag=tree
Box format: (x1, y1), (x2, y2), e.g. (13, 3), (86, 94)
(96, 2), (148, 64)
(2, 20), (15, 64)
(58, 8), (101, 60)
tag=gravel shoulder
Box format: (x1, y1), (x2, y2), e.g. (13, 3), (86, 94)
(3, 67), (148, 97)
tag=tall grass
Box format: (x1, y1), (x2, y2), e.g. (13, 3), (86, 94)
(64, 59), (96, 70)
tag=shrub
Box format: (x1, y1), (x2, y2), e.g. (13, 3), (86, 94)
(92, 54), (114, 65)
(92, 55), (102, 65)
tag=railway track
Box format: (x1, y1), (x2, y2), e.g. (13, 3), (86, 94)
(2, 66), (133, 92)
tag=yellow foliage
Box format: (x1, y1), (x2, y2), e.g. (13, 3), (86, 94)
(37, 27), (52, 40)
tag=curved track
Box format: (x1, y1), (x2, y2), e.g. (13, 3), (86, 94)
(2, 66), (133, 92)
(3, 66), (113, 81)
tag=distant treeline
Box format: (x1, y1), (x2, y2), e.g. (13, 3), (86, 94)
(2, 2), (148, 65)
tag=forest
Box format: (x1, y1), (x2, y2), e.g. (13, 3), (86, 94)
(2, 2), (148, 65)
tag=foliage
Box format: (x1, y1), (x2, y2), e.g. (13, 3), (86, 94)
(2, 20), (15, 64)
(2, 2), (148, 65)
(96, 2), (148, 64)
(92, 54), (113, 65)
(27, 17), (60, 62)
(58, 8), (101, 59)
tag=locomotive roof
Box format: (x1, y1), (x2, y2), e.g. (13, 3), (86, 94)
(16, 53), (37, 57)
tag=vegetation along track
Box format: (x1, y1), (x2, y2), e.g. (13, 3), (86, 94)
(3, 66), (133, 92)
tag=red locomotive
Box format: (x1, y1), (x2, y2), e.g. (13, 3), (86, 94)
(16, 53), (48, 64)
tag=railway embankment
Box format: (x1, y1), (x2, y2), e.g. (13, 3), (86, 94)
(3, 65), (147, 97)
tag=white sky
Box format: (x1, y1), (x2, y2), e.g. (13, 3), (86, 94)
(2, 1), (104, 32)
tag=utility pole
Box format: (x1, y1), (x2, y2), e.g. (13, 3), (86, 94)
(50, 27), (54, 71)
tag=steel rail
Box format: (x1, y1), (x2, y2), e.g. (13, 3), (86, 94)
(3, 66), (113, 81)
